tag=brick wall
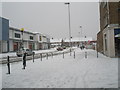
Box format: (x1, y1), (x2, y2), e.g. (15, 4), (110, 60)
(109, 2), (119, 24)
(97, 31), (103, 53)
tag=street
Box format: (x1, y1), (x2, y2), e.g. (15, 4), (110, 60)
(2, 48), (118, 88)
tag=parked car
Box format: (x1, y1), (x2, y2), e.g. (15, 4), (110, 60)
(62, 46), (66, 49)
(16, 48), (34, 57)
(56, 47), (63, 51)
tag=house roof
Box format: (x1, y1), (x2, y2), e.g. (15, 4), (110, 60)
(50, 37), (93, 43)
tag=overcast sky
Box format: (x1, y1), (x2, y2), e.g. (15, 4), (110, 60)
(2, 2), (100, 40)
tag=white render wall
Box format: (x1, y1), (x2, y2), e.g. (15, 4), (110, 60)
(23, 42), (29, 49)
(2, 41), (8, 53)
(9, 40), (13, 52)
(103, 28), (115, 57)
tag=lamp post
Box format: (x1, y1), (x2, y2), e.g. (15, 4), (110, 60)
(80, 26), (82, 37)
(20, 28), (24, 49)
(64, 2), (72, 48)
(79, 26), (82, 47)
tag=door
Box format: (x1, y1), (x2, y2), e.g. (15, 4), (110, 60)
(29, 43), (32, 50)
(14, 42), (18, 51)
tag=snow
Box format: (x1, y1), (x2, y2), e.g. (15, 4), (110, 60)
(50, 37), (93, 43)
(2, 48), (118, 88)
(34, 48), (57, 54)
(0, 48), (57, 58)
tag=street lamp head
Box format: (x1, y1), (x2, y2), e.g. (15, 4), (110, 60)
(20, 28), (24, 32)
(64, 2), (70, 5)
(80, 26), (82, 28)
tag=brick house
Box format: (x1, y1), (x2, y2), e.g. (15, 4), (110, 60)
(97, 1), (120, 57)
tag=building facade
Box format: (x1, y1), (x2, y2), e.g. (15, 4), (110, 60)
(97, 1), (120, 57)
(34, 33), (50, 50)
(0, 17), (9, 53)
(0, 17), (50, 53)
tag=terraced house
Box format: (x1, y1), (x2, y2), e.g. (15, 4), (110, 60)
(97, 0), (120, 57)
(0, 17), (50, 53)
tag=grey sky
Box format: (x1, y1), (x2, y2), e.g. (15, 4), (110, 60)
(2, 2), (100, 39)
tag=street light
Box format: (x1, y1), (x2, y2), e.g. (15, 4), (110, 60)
(79, 26), (82, 47)
(64, 2), (72, 48)
(80, 26), (82, 37)
(20, 28), (24, 49)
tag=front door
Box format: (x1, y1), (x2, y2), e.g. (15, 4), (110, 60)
(14, 42), (18, 51)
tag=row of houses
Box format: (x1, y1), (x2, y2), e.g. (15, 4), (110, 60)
(97, 1), (120, 57)
(0, 17), (50, 53)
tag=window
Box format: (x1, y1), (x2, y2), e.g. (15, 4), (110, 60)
(30, 36), (33, 40)
(40, 36), (42, 41)
(15, 33), (21, 38)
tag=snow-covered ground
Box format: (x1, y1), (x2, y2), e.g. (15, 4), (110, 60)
(0, 48), (57, 58)
(2, 48), (118, 88)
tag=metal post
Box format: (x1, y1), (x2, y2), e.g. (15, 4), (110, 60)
(63, 52), (64, 58)
(70, 48), (71, 56)
(85, 52), (87, 58)
(64, 2), (71, 48)
(51, 52), (53, 58)
(33, 52), (34, 62)
(40, 53), (42, 61)
(97, 51), (98, 58)
(23, 53), (26, 69)
(7, 56), (10, 74)
(74, 51), (75, 59)
(97, 44), (98, 58)
(46, 53), (48, 59)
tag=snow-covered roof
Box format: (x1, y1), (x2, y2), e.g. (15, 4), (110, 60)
(65, 37), (93, 42)
(50, 39), (62, 43)
(50, 37), (93, 43)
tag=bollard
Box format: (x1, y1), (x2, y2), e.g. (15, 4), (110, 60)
(51, 52), (53, 58)
(33, 52), (35, 62)
(97, 51), (98, 58)
(70, 49), (71, 56)
(74, 51), (75, 59)
(46, 53), (48, 59)
(63, 52), (64, 59)
(40, 53), (42, 61)
(85, 52), (87, 58)
(7, 56), (10, 74)
(23, 53), (27, 69)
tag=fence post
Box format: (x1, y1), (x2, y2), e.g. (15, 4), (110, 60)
(23, 53), (27, 69)
(40, 53), (42, 61)
(70, 48), (71, 56)
(7, 56), (10, 74)
(85, 52), (87, 58)
(33, 52), (35, 62)
(74, 51), (75, 59)
(46, 53), (48, 59)
(97, 51), (98, 58)
(63, 52), (64, 59)
(51, 52), (53, 58)
(97, 47), (98, 58)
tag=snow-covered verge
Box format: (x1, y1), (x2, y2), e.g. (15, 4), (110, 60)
(0, 47), (75, 64)
(2, 49), (118, 88)
(0, 48), (57, 59)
